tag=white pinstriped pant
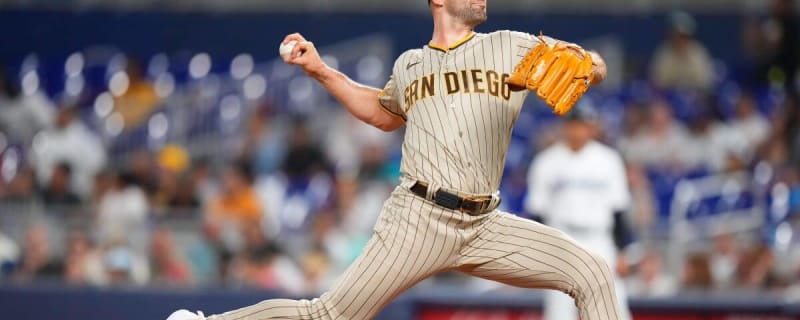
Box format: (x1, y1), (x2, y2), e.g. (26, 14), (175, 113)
(210, 186), (622, 320)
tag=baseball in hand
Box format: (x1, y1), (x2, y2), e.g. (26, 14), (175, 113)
(279, 40), (300, 60)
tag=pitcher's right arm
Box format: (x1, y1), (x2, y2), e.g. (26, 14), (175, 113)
(282, 33), (405, 132)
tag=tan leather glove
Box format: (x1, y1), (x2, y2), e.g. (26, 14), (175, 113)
(506, 35), (594, 115)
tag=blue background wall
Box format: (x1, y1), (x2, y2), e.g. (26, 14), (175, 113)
(0, 10), (745, 68)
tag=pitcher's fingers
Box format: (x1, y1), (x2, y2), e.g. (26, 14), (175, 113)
(288, 41), (315, 64)
(282, 33), (306, 45)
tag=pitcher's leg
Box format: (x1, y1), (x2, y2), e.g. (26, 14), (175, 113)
(209, 192), (450, 320)
(584, 235), (632, 320)
(458, 212), (622, 320)
(208, 235), (392, 319)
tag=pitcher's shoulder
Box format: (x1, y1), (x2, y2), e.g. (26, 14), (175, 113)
(399, 48), (425, 60)
(392, 49), (425, 69)
(483, 30), (541, 47)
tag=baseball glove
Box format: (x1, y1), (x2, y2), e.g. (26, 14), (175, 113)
(506, 35), (594, 115)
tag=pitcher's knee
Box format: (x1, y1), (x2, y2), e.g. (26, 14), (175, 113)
(300, 297), (337, 319)
(590, 251), (615, 287)
(571, 251), (615, 299)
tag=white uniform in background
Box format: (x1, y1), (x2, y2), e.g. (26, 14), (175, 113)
(526, 141), (632, 320)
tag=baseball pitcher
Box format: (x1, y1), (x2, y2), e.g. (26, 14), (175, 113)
(169, 0), (622, 319)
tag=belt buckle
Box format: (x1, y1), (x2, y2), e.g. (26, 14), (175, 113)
(464, 195), (490, 215)
(459, 205), (479, 216)
(434, 191), (461, 211)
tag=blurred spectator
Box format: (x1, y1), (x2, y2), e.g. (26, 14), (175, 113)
(247, 110), (287, 176)
(32, 105), (106, 199)
(101, 244), (150, 287)
(190, 158), (218, 206)
(95, 172), (149, 249)
(282, 118), (329, 179)
(650, 11), (715, 92)
(325, 112), (395, 177)
(91, 169), (116, 205)
(127, 149), (159, 197)
(40, 162), (81, 207)
(682, 108), (741, 172)
(230, 214), (316, 294)
(154, 145), (199, 213)
(232, 243), (305, 295)
(166, 174), (201, 212)
(336, 142), (395, 240)
(729, 93), (770, 161)
(256, 117), (334, 241)
(310, 209), (363, 276)
(681, 252), (713, 291)
(1, 166), (39, 205)
(626, 249), (677, 297)
(299, 245), (334, 294)
(0, 228), (20, 277)
(240, 221), (270, 258)
(112, 59), (160, 129)
(150, 227), (192, 286)
(625, 164), (657, 234)
(710, 232), (739, 290)
(757, 106), (790, 168)
(736, 242), (779, 290)
(336, 177), (388, 242)
(356, 143), (394, 183)
(0, 65), (54, 146)
(619, 101), (690, 169)
(620, 104), (648, 145)
(13, 223), (63, 283)
(63, 230), (104, 286)
(186, 220), (230, 283)
(206, 161), (262, 225)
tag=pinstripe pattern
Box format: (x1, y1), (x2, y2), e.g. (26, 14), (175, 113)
(207, 30), (621, 320)
(380, 31), (537, 195)
(210, 188), (620, 320)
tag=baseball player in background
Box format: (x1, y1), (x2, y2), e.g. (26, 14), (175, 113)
(526, 104), (633, 320)
(169, 0), (624, 319)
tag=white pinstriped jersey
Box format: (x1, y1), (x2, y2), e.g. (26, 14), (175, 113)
(379, 30), (545, 195)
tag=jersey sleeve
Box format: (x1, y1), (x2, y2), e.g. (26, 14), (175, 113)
(378, 74), (407, 122)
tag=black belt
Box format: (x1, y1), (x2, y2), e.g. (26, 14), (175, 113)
(409, 181), (497, 216)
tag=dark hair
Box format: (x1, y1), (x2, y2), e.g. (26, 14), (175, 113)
(55, 162), (73, 176)
(247, 243), (281, 263)
(229, 159), (255, 185)
(117, 171), (140, 187)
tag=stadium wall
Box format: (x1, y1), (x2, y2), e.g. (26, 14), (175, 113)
(0, 286), (797, 320)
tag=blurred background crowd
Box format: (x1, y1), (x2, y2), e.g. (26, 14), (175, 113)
(0, 0), (799, 304)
